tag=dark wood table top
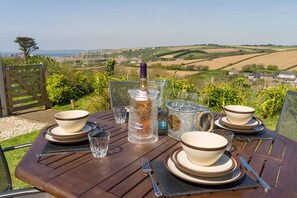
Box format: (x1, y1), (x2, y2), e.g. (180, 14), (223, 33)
(16, 110), (297, 197)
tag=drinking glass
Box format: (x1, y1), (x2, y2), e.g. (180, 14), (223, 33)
(112, 106), (127, 123)
(212, 129), (234, 151)
(88, 130), (110, 158)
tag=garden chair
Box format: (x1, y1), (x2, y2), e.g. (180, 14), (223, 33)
(108, 80), (169, 109)
(275, 90), (297, 142)
(108, 81), (138, 109)
(0, 144), (53, 198)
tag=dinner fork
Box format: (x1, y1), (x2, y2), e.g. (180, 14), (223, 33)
(141, 157), (163, 197)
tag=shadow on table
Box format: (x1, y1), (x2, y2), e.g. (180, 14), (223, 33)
(107, 145), (123, 156)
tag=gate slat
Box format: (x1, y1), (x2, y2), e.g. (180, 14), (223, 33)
(12, 76), (40, 84)
(12, 84), (40, 92)
(12, 102), (45, 112)
(12, 97), (36, 105)
(14, 71), (40, 77)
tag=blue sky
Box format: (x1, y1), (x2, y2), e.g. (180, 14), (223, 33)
(1, 0), (297, 52)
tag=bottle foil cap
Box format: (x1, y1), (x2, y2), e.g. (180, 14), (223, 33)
(140, 63), (147, 78)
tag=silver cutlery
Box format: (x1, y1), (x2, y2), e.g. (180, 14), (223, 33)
(240, 157), (272, 192)
(141, 157), (163, 197)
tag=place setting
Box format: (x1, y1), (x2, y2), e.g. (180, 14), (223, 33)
(214, 105), (274, 142)
(38, 110), (107, 157)
(215, 105), (273, 141)
(44, 110), (95, 144)
(214, 105), (266, 134)
(150, 131), (259, 197)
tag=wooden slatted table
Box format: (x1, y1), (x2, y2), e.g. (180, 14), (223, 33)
(15, 110), (297, 197)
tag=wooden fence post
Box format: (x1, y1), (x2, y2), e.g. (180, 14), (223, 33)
(0, 61), (9, 116)
(41, 62), (52, 109)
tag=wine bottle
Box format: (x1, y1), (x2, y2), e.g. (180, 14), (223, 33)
(134, 63), (152, 138)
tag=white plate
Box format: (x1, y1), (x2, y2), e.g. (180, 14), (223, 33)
(215, 120), (264, 134)
(45, 133), (88, 144)
(164, 154), (245, 185)
(172, 148), (236, 177)
(220, 116), (262, 130)
(47, 122), (96, 139)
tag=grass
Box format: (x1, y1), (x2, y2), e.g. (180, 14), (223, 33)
(52, 94), (96, 111)
(0, 130), (41, 189)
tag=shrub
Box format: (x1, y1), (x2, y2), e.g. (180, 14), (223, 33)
(92, 73), (110, 94)
(1, 57), (24, 66)
(106, 59), (116, 76)
(86, 95), (110, 113)
(267, 65), (278, 70)
(241, 64), (265, 72)
(168, 73), (197, 93)
(232, 77), (251, 89)
(202, 82), (247, 110)
(46, 73), (73, 104)
(72, 71), (94, 97)
(46, 71), (94, 104)
(257, 84), (297, 118)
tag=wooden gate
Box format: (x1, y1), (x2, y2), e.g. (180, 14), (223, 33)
(0, 63), (51, 116)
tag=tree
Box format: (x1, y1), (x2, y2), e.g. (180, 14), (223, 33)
(106, 59), (116, 76)
(14, 36), (39, 60)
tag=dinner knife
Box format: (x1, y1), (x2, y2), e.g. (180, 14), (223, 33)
(240, 157), (272, 192)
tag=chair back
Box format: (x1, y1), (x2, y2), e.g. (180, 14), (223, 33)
(109, 81), (139, 109)
(0, 146), (12, 192)
(275, 90), (297, 142)
(108, 80), (169, 109)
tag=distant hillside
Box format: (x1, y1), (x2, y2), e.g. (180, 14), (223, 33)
(70, 44), (297, 72)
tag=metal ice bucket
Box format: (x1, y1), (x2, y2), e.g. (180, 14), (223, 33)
(166, 100), (214, 140)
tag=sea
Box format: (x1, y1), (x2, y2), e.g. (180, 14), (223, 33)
(1, 50), (91, 57)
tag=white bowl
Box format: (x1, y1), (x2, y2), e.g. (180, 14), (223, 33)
(224, 105), (255, 125)
(54, 110), (89, 133)
(180, 132), (228, 166)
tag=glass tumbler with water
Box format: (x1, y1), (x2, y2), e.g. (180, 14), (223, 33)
(88, 130), (110, 158)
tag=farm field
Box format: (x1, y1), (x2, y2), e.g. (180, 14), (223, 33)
(231, 50), (297, 70)
(201, 48), (239, 53)
(147, 59), (205, 66)
(148, 53), (264, 70)
(191, 53), (264, 69)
